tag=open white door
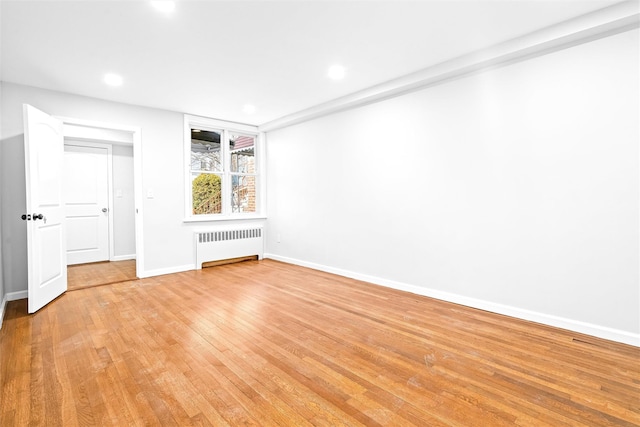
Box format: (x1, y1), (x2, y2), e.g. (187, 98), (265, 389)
(23, 104), (67, 313)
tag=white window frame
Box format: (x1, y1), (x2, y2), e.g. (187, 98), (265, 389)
(184, 114), (265, 222)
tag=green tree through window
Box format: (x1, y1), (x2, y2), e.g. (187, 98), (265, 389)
(192, 173), (222, 214)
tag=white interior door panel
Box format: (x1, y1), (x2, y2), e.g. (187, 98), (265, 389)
(64, 144), (110, 265)
(23, 104), (67, 313)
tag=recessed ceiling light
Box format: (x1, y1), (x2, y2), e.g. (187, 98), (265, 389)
(103, 73), (123, 87)
(328, 64), (346, 80)
(243, 104), (256, 114)
(150, 1), (175, 14)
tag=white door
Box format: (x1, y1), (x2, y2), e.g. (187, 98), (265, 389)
(23, 104), (67, 313)
(64, 144), (110, 265)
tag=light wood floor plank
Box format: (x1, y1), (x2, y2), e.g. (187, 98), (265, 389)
(1, 259), (639, 426)
(67, 260), (137, 291)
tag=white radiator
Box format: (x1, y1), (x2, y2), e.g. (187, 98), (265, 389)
(195, 227), (264, 269)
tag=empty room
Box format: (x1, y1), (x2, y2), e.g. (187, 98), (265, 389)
(1, 0), (639, 426)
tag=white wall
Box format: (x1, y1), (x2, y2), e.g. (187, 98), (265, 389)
(0, 89), (5, 321)
(0, 83), (265, 294)
(112, 144), (135, 258)
(0, 86), (28, 296)
(0, 2), (6, 321)
(265, 29), (639, 343)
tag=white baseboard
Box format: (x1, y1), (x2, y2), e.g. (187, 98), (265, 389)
(111, 254), (136, 262)
(265, 253), (640, 347)
(7, 290), (28, 301)
(0, 294), (7, 330)
(0, 290), (28, 330)
(138, 264), (195, 279)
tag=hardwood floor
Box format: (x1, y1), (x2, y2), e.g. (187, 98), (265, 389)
(1, 259), (638, 426)
(67, 260), (137, 291)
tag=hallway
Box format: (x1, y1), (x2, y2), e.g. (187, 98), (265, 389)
(67, 260), (137, 291)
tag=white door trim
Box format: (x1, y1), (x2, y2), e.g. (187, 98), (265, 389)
(55, 116), (144, 277)
(64, 140), (114, 262)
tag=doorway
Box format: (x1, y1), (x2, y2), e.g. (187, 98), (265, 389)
(63, 139), (137, 289)
(63, 138), (137, 289)
(22, 105), (144, 313)
(60, 117), (143, 290)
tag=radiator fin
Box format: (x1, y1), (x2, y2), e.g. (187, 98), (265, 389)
(198, 228), (261, 243)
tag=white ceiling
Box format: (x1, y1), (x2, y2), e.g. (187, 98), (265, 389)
(0, 0), (624, 126)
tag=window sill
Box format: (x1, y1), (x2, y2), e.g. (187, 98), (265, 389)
(183, 215), (267, 223)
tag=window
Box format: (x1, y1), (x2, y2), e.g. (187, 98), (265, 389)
(185, 115), (262, 220)
(230, 133), (257, 213)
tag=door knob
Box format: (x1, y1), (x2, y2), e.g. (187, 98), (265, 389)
(102, 208), (108, 213)
(32, 213), (46, 224)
